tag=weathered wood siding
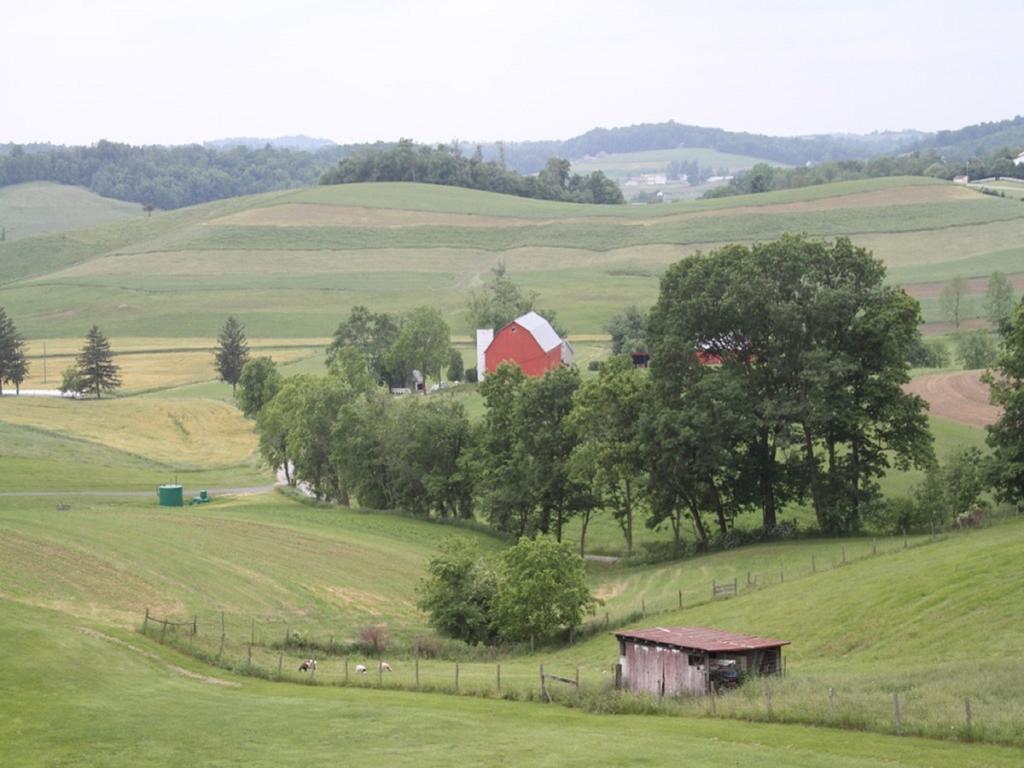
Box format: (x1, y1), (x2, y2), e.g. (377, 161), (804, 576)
(621, 641), (707, 696)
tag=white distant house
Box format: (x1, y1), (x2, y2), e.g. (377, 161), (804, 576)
(953, 174), (970, 184)
(1014, 151), (1024, 167)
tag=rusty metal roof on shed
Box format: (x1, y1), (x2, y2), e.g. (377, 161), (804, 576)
(614, 627), (790, 652)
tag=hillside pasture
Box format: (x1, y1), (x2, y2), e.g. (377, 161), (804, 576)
(2, 178), (1023, 337)
(570, 146), (782, 179)
(4, 601), (1016, 768)
(0, 181), (144, 241)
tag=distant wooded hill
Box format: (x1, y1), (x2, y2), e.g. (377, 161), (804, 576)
(1, 115), (1020, 209)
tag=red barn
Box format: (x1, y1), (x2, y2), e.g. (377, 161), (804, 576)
(477, 312), (574, 379)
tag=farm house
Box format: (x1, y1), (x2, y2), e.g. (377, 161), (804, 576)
(476, 311), (574, 380)
(614, 627), (790, 696)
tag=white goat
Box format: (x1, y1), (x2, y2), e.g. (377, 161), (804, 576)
(355, 664), (368, 674)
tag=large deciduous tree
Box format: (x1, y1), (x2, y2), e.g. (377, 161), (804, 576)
(326, 305), (400, 384)
(984, 300), (1024, 506)
(387, 306), (452, 388)
(568, 355), (648, 555)
(939, 276), (970, 329)
(75, 325), (121, 399)
(215, 316), (249, 395)
(492, 536), (595, 642)
(647, 235), (932, 536)
(237, 357), (282, 418)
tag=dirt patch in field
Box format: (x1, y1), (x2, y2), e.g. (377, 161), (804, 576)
(904, 371), (1001, 427)
(594, 580), (628, 602)
(78, 627), (240, 686)
(211, 204), (537, 228)
(902, 273), (1024, 299)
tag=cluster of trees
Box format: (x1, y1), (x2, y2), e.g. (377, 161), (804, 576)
(985, 300), (1024, 508)
(417, 536), (594, 646)
(326, 305), (455, 389)
(0, 141), (337, 210)
(0, 307), (29, 394)
(938, 272), (1017, 330)
(705, 146), (1024, 199)
(320, 140), (624, 204)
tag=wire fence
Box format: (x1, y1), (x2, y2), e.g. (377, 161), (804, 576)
(137, 527), (1024, 748)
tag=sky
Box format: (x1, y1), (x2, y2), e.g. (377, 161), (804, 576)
(2, 0), (1022, 146)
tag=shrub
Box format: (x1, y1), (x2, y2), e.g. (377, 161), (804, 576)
(465, 367), (478, 383)
(864, 496), (931, 535)
(447, 349), (464, 382)
(356, 624), (390, 655)
(586, 360), (602, 371)
(907, 337), (949, 368)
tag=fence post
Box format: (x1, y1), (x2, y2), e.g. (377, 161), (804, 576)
(731, 578), (737, 594)
(764, 679), (773, 719)
(540, 664), (548, 701)
(709, 682), (716, 714)
(828, 687), (835, 720)
(641, 599), (646, 617)
(872, 539), (877, 556)
(614, 662), (622, 690)
(678, 590), (683, 608)
(219, 611), (225, 658)
(841, 545), (846, 564)
(345, 659), (349, 683)
(415, 656), (419, 688)
(496, 663), (501, 694)
(329, 634), (334, 654)
(277, 653), (283, 676)
(712, 578), (716, 597)
(143, 607), (149, 633)
(747, 570), (752, 587)
(605, 612), (610, 629)
(893, 692), (902, 733)
(248, 618), (254, 665)
(575, 665), (580, 689)
(160, 618), (167, 643)
(454, 662), (459, 692)
(192, 616), (197, 636)
(964, 697), (972, 738)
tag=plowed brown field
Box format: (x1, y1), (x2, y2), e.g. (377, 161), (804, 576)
(904, 370), (1000, 427)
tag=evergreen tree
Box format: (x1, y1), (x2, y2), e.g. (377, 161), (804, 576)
(0, 307), (29, 396)
(215, 316), (250, 395)
(75, 325), (121, 399)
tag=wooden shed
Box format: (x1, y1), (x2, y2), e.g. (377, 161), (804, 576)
(614, 626), (789, 697)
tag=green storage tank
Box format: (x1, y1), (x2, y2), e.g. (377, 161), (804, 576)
(158, 484), (184, 507)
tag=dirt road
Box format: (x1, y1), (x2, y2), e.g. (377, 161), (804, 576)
(904, 370), (1000, 428)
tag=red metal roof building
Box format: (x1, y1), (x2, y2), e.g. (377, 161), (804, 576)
(476, 312), (574, 379)
(614, 627), (790, 697)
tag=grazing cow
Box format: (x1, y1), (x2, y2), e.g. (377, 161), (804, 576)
(298, 659), (317, 672)
(379, 661), (392, 672)
(956, 508), (984, 529)
(355, 664), (368, 674)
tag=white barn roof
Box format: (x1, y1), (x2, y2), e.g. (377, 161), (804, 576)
(514, 311), (562, 352)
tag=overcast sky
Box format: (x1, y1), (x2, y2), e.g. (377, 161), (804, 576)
(2, 0), (1021, 146)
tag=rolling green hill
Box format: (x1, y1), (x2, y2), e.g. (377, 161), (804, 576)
(1, 177), (1021, 338)
(1, 491), (1022, 753)
(0, 181), (144, 241)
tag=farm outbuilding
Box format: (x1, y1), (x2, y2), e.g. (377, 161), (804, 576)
(476, 311), (573, 380)
(614, 626), (789, 697)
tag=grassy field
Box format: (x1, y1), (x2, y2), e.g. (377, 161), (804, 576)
(2, 177), (1022, 337)
(6, 602), (1018, 768)
(0, 181), (144, 241)
(1, 489), (1022, 756)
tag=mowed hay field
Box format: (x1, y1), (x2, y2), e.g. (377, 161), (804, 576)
(15, 337), (321, 392)
(2, 177), (1023, 337)
(0, 396), (256, 466)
